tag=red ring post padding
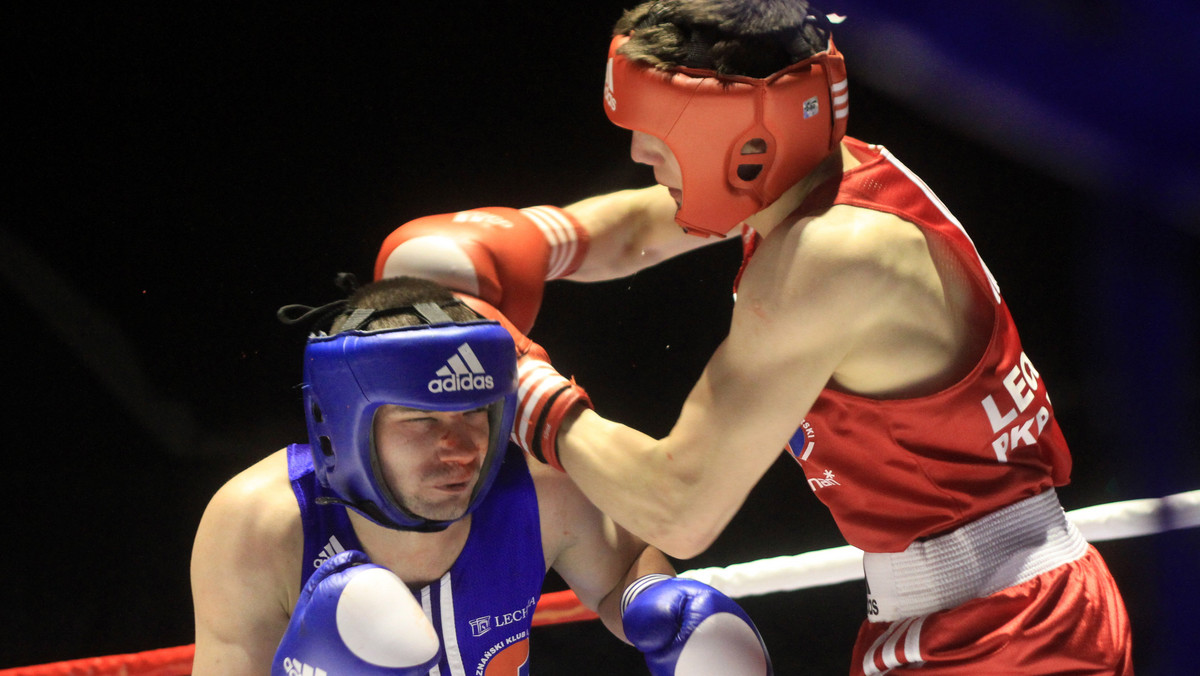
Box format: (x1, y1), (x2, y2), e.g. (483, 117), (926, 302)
(531, 589), (598, 626)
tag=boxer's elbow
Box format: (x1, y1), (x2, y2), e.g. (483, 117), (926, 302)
(649, 521), (723, 560)
(639, 461), (736, 560)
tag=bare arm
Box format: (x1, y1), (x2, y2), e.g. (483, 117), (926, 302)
(561, 186), (717, 281)
(556, 207), (955, 558)
(597, 547), (678, 643)
(191, 451), (299, 676)
(532, 459), (675, 641)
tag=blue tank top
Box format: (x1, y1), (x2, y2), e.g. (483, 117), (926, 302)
(288, 443), (545, 675)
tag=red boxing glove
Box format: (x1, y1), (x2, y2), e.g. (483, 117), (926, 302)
(375, 205), (589, 334)
(458, 295), (591, 472)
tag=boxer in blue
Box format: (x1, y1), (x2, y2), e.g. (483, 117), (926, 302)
(190, 276), (772, 675)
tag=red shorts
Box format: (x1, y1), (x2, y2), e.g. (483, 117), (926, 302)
(851, 546), (1132, 675)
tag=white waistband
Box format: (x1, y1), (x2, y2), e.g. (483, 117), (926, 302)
(863, 488), (1089, 623)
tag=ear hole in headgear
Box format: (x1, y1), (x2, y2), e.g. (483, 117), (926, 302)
(741, 138), (768, 154)
(311, 401), (324, 423)
(736, 138), (768, 181)
(318, 435), (334, 457)
(737, 164), (764, 181)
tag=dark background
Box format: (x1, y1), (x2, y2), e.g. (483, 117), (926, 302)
(6, 2), (1198, 674)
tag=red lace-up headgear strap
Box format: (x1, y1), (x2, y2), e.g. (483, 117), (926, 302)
(604, 34), (847, 238)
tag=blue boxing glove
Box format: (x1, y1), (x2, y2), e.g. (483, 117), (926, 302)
(622, 574), (772, 676)
(272, 550), (441, 676)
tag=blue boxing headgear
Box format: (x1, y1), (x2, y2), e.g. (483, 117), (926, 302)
(301, 302), (517, 531)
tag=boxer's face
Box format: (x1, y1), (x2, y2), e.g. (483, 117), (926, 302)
(372, 404), (490, 521)
(630, 131), (684, 207)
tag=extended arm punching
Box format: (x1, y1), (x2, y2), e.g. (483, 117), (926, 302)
(372, 200), (808, 560)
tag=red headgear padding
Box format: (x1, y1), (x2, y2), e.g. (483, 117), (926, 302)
(604, 33), (848, 238)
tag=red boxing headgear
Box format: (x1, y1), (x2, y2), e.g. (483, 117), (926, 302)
(604, 33), (848, 238)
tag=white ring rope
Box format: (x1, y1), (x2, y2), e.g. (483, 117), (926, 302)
(679, 489), (1200, 599)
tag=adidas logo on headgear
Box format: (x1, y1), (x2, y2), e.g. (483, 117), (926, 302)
(428, 342), (495, 393)
(604, 57), (617, 111)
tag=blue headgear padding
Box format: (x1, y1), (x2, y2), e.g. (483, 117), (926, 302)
(302, 320), (517, 531)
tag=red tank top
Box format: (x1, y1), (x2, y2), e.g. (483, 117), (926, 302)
(739, 138), (1072, 552)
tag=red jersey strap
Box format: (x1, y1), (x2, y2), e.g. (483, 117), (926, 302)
(733, 225), (758, 296)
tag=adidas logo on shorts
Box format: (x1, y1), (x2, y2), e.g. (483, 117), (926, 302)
(427, 343), (494, 393)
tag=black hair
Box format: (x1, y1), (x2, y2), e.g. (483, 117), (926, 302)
(614, 0), (832, 77)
